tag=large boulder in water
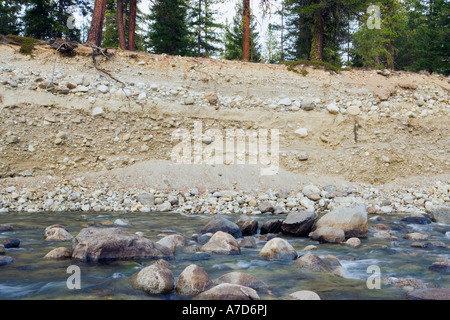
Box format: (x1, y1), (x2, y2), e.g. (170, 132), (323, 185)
(44, 225), (73, 242)
(195, 283), (260, 300)
(71, 227), (174, 262)
(201, 216), (242, 238)
(258, 238), (297, 260)
(314, 206), (368, 238)
(281, 211), (317, 236)
(200, 231), (241, 255)
(133, 263), (175, 294)
(215, 272), (269, 293)
(235, 217), (258, 236)
(176, 264), (213, 296)
(429, 205), (450, 224)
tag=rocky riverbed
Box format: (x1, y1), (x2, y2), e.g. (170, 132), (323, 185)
(0, 42), (449, 300)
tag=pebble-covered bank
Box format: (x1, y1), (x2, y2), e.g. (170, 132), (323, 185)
(1, 180), (449, 224)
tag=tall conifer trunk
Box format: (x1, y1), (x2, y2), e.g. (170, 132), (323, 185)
(86, 0), (107, 46)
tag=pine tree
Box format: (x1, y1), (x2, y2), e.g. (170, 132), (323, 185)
(223, 2), (261, 62)
(188, 0), (222, 57)
(0, 0), (24, 35)
(263, 23), (281, 63)
(284, 0), (366, 65)
(23, 0), (59, 39)
(147, 0), (191, 55)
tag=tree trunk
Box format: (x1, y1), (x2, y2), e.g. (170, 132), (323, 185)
(310, 2), (324, 62)
(242, 0), (250, 62)
(117, 0), (126, 50)
(86, 0), (107, 46)
(128, 0), (137, 51)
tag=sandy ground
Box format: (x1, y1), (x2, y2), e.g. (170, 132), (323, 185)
(0, 43), (449, 193)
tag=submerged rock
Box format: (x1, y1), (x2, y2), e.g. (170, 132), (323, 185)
(407, 288), (450, 300)
(2, 238), (20, 248)
(195, 283), (260, 300)
(44, 225), (73, 242)
(0, 256), (15, 266)
(215, 272), (269, 293)
(72, 227), (174, 262)
(288, 290), (321, 300)
(295, 254), (331, 273)
(44, 247), (72, 259)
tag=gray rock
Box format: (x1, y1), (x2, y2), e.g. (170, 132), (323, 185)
(239, 236), (257, 248)
(258, 237), (297, 260)
(310, 226), (345, 243)
(176, 264), (213, 296)
(314, 206), (368, 238)
(278, 97), (292, 106)
(260, 219), (282, 234)
(72, 227), (174, 262)
(430, 205), (450, 224)
(288, 290), (321, 300)
(184, 97), (195, 105)
(97, 85), (109, 93)
(201, 231), (241, 255)
(2, 238), (20, 248)
(407, 289), (450, 300)
(295, 254), (331, 273)
(157, 234), (186, 253)
(92, 107), (104, 116)
(0, 244), (5, 254)
(133, 263), (175, 294)
(137, 192), (155, 206)
(281, 211), (317, 236)
(258, 201), (274, 213)
(44, 225), (73, 242)
(403, 232), (429, 241)
(44, 247), (72, 259)
(236, 217), (258, 236)
(0, 256), (15, 267)
(201, 216), (242, 238)
(216, 272), (269, 293)
(345, 237), (362, 248)
(301, 100), (315, 111)
(428, 261), (450, 274)
(0, 224), (13, 231)
(196, 283), (260, 300)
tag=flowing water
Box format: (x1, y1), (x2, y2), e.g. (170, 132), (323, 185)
(0, 211), (448, 300)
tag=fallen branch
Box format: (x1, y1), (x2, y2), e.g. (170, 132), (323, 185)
(90, 45), (125, 88)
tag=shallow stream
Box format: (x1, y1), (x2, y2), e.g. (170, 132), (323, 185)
(0, 212), (448, 300)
